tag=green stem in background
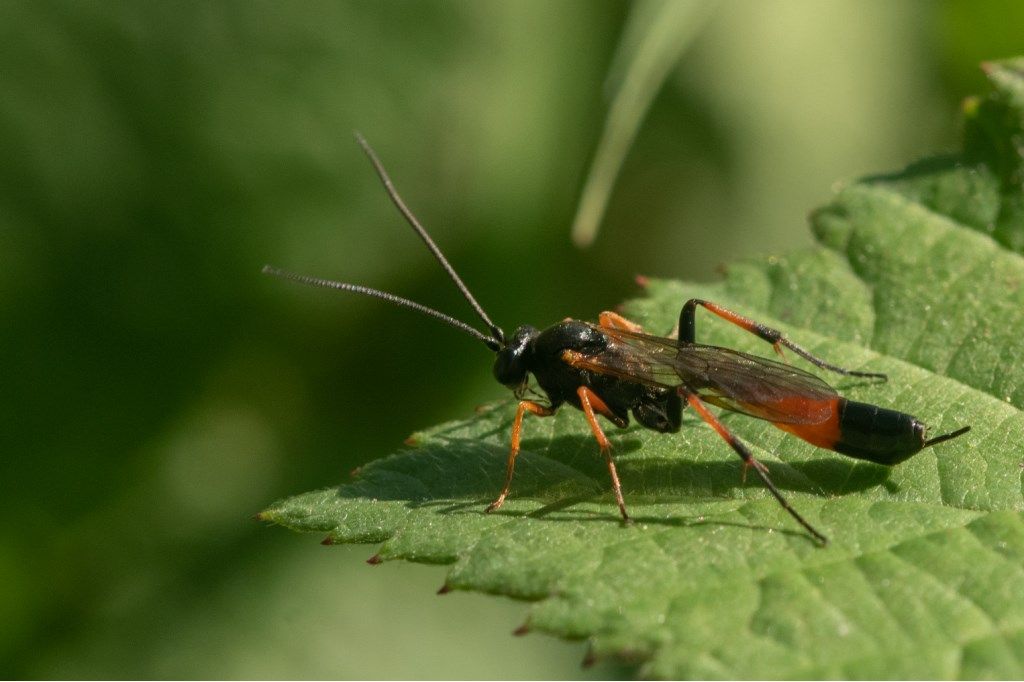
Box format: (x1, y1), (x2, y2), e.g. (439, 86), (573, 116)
(571, 0), (718, 247)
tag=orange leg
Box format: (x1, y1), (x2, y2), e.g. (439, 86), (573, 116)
(576, 386), (630, 522)
(679, 298), (886, 380)
(681, 388), (828, 545)
(486, 400), (555, 513)
(598, 311), (645, 333)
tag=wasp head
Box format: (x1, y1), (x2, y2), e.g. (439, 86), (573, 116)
(492, 325), (537, 390)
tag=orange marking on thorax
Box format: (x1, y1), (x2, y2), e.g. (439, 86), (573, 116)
(562, 349), (584, 367)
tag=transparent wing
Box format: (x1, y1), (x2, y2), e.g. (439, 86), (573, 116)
(571, 325), (839, 425)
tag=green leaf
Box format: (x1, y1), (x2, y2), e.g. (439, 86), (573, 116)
(262, 60), (1024, 678)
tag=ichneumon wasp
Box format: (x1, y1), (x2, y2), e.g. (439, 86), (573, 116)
(264, 134), (971, 545)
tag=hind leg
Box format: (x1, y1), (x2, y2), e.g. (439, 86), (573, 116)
(679, 298), (886, 380)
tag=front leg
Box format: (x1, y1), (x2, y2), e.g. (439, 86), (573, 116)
(486, 400), (556, 514)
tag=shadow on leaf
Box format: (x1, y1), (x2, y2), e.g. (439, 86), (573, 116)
(336, 432), (894, 520)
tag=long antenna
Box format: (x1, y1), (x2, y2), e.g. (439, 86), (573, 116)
(262, 266), (502, 351)
(354, 132), (505, 346)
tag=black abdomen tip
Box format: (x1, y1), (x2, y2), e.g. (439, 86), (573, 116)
(834, 400), (926, 465)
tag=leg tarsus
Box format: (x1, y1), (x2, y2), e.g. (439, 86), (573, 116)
(604, 447), (630, 522)
(740, 457), (769, 485)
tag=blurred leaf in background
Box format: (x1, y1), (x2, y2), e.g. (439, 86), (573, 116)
(1, 0), (1022, 678)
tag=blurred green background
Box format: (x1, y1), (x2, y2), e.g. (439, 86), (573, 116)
(2, 0), (1022, 678)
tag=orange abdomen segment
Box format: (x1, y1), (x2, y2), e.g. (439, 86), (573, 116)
(772, 397), (843, 450)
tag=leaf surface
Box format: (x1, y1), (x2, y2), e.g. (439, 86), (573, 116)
(262, 60), (1024, 679)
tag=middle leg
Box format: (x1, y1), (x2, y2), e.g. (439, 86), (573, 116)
(576, 386), (630, 522)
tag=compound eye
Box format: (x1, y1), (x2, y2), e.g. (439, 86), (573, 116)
(493, 347), (527, 388)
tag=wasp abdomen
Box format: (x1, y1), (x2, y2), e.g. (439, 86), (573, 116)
(833, 400), (926, 465)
